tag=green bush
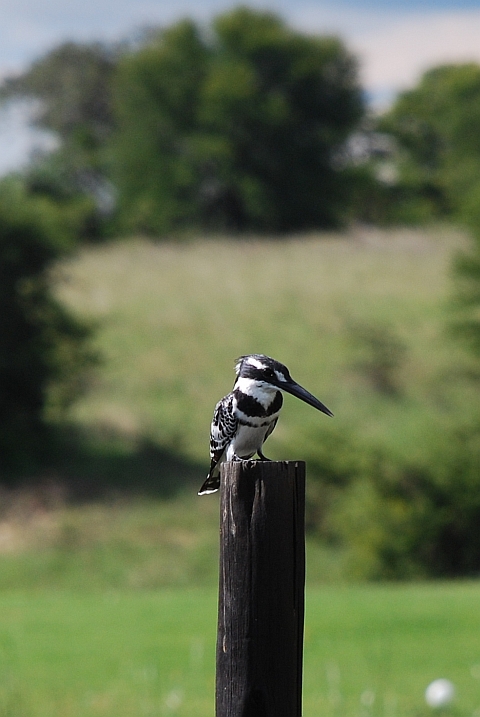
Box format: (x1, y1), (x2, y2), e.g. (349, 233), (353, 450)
(0, 179), (96, 474)
(451, 234), (480, 357)
(450, 183), (480, 358)
(304, 421), (480, 580)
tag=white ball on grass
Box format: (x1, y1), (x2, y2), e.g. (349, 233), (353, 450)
(425, 679), (455, 708)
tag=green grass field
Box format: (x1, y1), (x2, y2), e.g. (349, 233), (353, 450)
(0, 583), (479, 717)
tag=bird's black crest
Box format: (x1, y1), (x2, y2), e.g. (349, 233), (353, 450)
(235, 354), (292, 382)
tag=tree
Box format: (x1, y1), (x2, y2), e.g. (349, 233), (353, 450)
(0, 179), (95, 473)
(1, 42), (118, 235)
(380, 64), (480, 355)
(2, 41), (116, 168)
(111, 20), (210, 234)
(380, 63), (480, 222)
(1, 11), (364, 235)
(111, 8), (364, 234)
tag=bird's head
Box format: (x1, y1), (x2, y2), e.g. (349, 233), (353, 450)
(234, 354), (333, 417)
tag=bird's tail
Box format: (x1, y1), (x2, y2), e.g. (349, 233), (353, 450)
(198, 461), (220, 495)
(198, 474), (220, 495)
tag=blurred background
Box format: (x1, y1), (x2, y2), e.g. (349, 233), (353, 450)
(1, 0), (480, 715)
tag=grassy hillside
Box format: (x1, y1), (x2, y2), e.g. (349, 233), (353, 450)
(43, 225), (480, 580)
(53, 225), (474, 472)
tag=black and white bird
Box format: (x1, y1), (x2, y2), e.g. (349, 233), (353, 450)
(198, 354), (333, 495)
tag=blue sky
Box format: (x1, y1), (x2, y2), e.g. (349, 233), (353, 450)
(1, 0), (480, 173)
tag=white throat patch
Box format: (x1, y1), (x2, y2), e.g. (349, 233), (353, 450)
(235, 376), (279, 407)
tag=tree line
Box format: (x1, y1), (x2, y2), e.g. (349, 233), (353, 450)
(4, 9), (480, 246)
(2, 8), (365, 235)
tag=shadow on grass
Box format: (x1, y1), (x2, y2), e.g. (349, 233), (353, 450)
(2, 426), (206, 501)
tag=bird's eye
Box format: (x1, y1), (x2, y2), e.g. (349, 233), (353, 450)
(264, 368), (275, 378)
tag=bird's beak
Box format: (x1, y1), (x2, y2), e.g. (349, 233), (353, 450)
(282, 381), (333, 417)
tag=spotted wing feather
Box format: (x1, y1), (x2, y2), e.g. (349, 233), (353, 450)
(198, 394), (237, 495)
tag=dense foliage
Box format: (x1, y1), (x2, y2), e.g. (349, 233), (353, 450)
(302, 423), (480, 579)
(111, 9), (364, 233)
(0, 180), (95, 473)
(380, 64), (480, 223)
(452, 237), (480, 356)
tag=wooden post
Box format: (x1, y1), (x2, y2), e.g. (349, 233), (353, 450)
(216, 460), (306, 717)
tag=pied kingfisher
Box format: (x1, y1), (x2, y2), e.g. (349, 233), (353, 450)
(198, 354), (333, 495)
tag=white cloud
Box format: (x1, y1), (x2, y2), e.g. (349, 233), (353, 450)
(288, 3), (404, 40)
(288, 5), (480, 106)
(2, 1), (480, 97)
(350, 8), (480, 96)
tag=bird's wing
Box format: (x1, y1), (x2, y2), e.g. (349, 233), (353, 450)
(198, 395), (238, 495)
(263, 416), (278, 443)
(210, 393), (237, 468)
